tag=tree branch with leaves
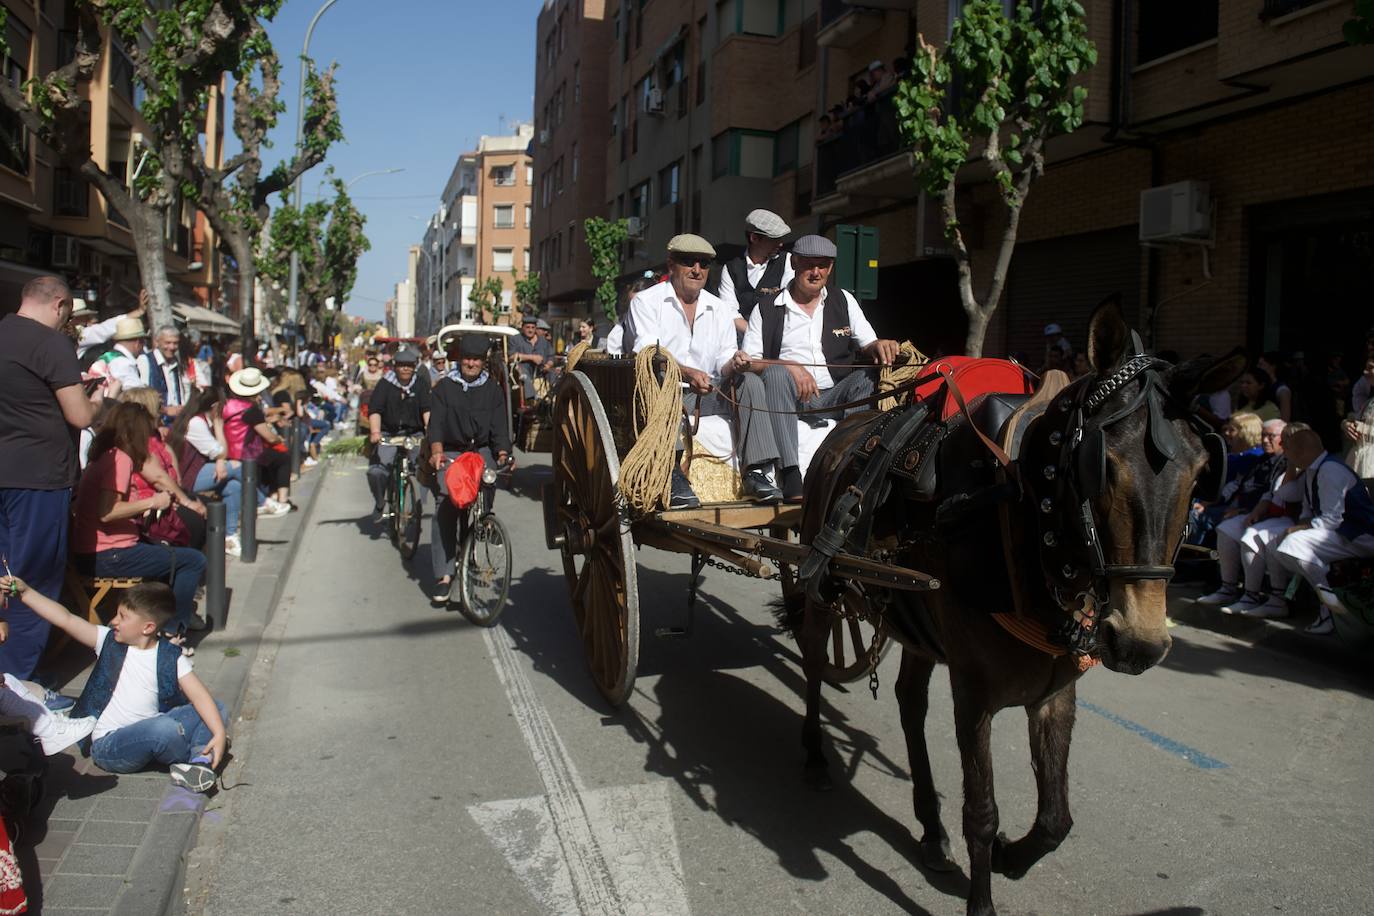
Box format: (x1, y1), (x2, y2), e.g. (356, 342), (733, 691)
(583, 217), (628, 323)
(894, 0), (1095, 356)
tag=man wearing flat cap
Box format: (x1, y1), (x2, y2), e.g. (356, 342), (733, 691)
(365, 348), (432, 519)
(626, 234), (784, 506)
(732, 234), (900, 502)
(426, 332), (512, 602)
(510, 314), (554, 402)
(716, 209), (794, 335)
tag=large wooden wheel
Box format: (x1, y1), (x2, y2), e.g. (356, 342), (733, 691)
(776, 535), (889, 687)
(551, 371), (640, 706)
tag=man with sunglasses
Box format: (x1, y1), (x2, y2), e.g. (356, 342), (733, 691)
(626, 235), (782, 507)
(1, 276), (116, 682)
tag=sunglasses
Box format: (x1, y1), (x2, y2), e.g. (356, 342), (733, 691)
(672, 256), (712, 269)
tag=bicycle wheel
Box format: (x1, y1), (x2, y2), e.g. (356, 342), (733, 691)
(398, 475), (422, 560)
(457, 513), (513, 627)
(387, 468), (401, 546)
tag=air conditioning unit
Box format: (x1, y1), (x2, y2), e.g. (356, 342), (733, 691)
(51, 235), (81, 269)
(625, 216), (645, 239)
(645, 88), (664, 115)
(1139, 181), (1211, 242)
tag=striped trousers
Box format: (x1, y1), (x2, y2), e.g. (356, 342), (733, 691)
(753, 365), (875, 470)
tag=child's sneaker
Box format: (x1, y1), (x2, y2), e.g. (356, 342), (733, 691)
(36, 715), (96, 755)
(42, 689), (75, 715)
(169, 762), (217, 793)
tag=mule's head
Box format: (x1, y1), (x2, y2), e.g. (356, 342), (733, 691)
(1026, 299), (1244, 675)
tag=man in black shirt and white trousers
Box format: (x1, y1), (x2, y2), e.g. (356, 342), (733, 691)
(426, 334), (512, 603)
(366, 348), (431, 520)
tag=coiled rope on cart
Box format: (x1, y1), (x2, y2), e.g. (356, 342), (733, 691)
(564, 340), (592, 373)
(877, 341), (929, 412)
(617, 346), (682, 515)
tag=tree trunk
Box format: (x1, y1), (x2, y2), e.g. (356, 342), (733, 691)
(128, 209), (175, 333)
(964, 307), (991, 358)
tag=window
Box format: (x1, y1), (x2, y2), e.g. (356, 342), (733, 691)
(567, 226), (576, 263)
(524, 203), (532, 227)
(526, 163), (533, 184)
(574, 62), (581, 103)
(1137, 0), (1218, 63)
(555, 158), (565, 195)
(572, 143), (579, 183)
(610, 104), (619, 137)
(53, 167), (89, 216)
(798, 10), (818, 70)
(500, 290), (513, 311)
(658, 161), (680, 207)
(742, 0), (783, 37)
(524, 248), (531, 271)
(493, 165), (515, 187)
(712, 129), (776, 179)
(773, 119), (800, 175)
(0, 18), (31, 175)
(630, 181), (651, 221)
(493, 248), (515, 272)
(110, 40), (135, 101)
(494, 204), (514, 229)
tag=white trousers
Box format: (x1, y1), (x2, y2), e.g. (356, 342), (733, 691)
(1273, 528), (1374, 591)
(1224, 517), (1288, 593)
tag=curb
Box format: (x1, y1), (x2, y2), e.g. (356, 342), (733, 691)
(135, 462), (332, 916)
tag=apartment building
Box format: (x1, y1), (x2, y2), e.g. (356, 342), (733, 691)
(414, 124), (534, 333)
(605, 0), (822, 282)
(810, 0), (1373, 368)
(531, 0), (611, 316)
(0, 0), (225, 323)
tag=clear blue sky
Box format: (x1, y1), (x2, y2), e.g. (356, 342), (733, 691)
(245, 1), (539, 322)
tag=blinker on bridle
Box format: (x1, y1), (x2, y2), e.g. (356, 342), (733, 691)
(1030, 350), (1221, 656)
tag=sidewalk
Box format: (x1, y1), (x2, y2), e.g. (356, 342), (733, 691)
(28, 461), (331, 916)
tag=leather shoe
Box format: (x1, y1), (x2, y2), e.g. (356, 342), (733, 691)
(670, 468), (700, 509)
(741, 468), (782, 504)
(781, 466), (804, 503)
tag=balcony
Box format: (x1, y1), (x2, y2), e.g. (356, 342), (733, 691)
(814, 91), (906, 202)
(1259, 0), (1327, 18)
(817, 0), (886, 48)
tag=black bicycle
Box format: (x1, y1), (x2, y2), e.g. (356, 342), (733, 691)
(381, 435), (424, 560)
(444, 456), (513, 627)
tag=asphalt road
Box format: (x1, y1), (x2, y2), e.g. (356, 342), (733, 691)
(184, 453), (1374, 916)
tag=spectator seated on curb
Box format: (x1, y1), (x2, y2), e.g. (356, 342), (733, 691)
(1186, 413), (1276, 546)
(0, 578), (227, 792)
(1261, 428), (1374, 634)
(1196, 421), (1302, 611)
(224, 369), (292, 516)
(0, 671), (97, 756)
(1221, 411), (1265, 482)
(1235, 367), (1281, 423)
(169, 388), (247, 558)
(120, 387), (209, 555)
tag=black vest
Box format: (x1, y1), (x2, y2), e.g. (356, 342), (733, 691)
(1309, 454), (1374, 541)
(724, 253), (788, 321)
(758, 280), (860, 381)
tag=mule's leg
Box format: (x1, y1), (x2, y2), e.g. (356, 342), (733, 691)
(799, 599), (832, 789)
(952, 680), (999, 916)
(896, 649), (956, 872)
(992, 681), (1076, 880)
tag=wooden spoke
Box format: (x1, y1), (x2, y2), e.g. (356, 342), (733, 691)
(820, 585), (891, 687)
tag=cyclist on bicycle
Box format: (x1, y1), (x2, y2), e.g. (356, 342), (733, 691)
(366, 348), (431, 521)
(427, 334), (512, 603)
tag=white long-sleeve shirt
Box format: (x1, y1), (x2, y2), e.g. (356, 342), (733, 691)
(104, 344), (147, 390)
(626, 281), (735, 379)
(185, 415), (224, 460)
(741, 286), (877, 389)
(77, 314), (125, 357)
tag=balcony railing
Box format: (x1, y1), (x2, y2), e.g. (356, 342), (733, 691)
(815, 91), (903, 199)
(1259, 0), (1325, 18)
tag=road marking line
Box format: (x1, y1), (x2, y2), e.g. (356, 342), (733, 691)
(472, 626), (690, 915)
(1077, 699), (1229, 770)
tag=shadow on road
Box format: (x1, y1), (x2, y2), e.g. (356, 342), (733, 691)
(1162, 630), (1374, 699)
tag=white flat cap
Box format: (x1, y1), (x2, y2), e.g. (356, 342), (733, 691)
(666, 234), (717, 257)
(744, 209), (790, 239)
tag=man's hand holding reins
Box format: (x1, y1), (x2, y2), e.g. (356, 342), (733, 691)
(681, 366), (713, 394)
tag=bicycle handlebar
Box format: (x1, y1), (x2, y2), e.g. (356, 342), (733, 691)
(379, 435), (423, 448)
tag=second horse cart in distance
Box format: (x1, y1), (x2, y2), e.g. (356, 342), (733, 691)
(539, 348), (942, 706)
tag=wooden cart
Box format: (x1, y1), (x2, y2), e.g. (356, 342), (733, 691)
(542, 355), (942, 706)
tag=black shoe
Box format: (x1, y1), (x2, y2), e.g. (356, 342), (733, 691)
(669, 468), (700, 509)
(741, 467), (782, 504)
(781, 466), (804, 504)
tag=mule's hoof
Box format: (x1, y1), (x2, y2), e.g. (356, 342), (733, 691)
(990, 833), (1031, 880)
(918, 838), (958, 873)
(803, 765), (833, 792)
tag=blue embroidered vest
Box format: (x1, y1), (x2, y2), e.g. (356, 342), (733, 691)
(71, 636), (187, 751)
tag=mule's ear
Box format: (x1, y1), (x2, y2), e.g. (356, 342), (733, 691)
(1086, 294), (1128, 374)
(1166, 349), (1247, 403)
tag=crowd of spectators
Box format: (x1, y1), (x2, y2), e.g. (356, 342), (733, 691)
(816, 57), (910, 144)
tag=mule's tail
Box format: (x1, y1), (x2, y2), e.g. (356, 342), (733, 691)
(770, 592), (806, 637)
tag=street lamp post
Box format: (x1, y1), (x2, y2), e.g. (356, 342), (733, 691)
(286, 0), (341, 350)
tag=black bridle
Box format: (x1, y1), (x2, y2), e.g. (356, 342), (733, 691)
(1024, 351), (1225, 656)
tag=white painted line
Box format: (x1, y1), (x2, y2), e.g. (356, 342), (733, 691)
(471, 626), (690, 916)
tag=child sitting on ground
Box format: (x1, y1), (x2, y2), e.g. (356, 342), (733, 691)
(0, 577), (228, 792)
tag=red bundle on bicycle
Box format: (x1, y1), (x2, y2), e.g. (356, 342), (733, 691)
(445, 452), (488, 509)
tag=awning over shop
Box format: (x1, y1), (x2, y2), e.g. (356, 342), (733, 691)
(172, 302), (240, 335)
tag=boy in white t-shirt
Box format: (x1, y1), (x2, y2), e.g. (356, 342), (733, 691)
(1, 577), (227, 793)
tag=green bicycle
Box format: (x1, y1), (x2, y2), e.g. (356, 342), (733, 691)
(381, 435), (424, 560)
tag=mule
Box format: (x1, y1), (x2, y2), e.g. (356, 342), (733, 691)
(791, 300), (1244, 916)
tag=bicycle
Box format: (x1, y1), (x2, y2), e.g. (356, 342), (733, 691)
(380, 435), (424, 560)
(442, 455), (514, 627)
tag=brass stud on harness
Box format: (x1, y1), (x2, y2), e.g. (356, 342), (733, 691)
(1040, 498), (1054, 514)
(1043, 531), (1058, 547)
(1062, 564), (1077, 579)
(1049, 431), (1063, 446)
(1043, 465), (1056, 481)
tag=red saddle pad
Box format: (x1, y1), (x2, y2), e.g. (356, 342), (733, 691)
(911, 357), (1033, 420)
